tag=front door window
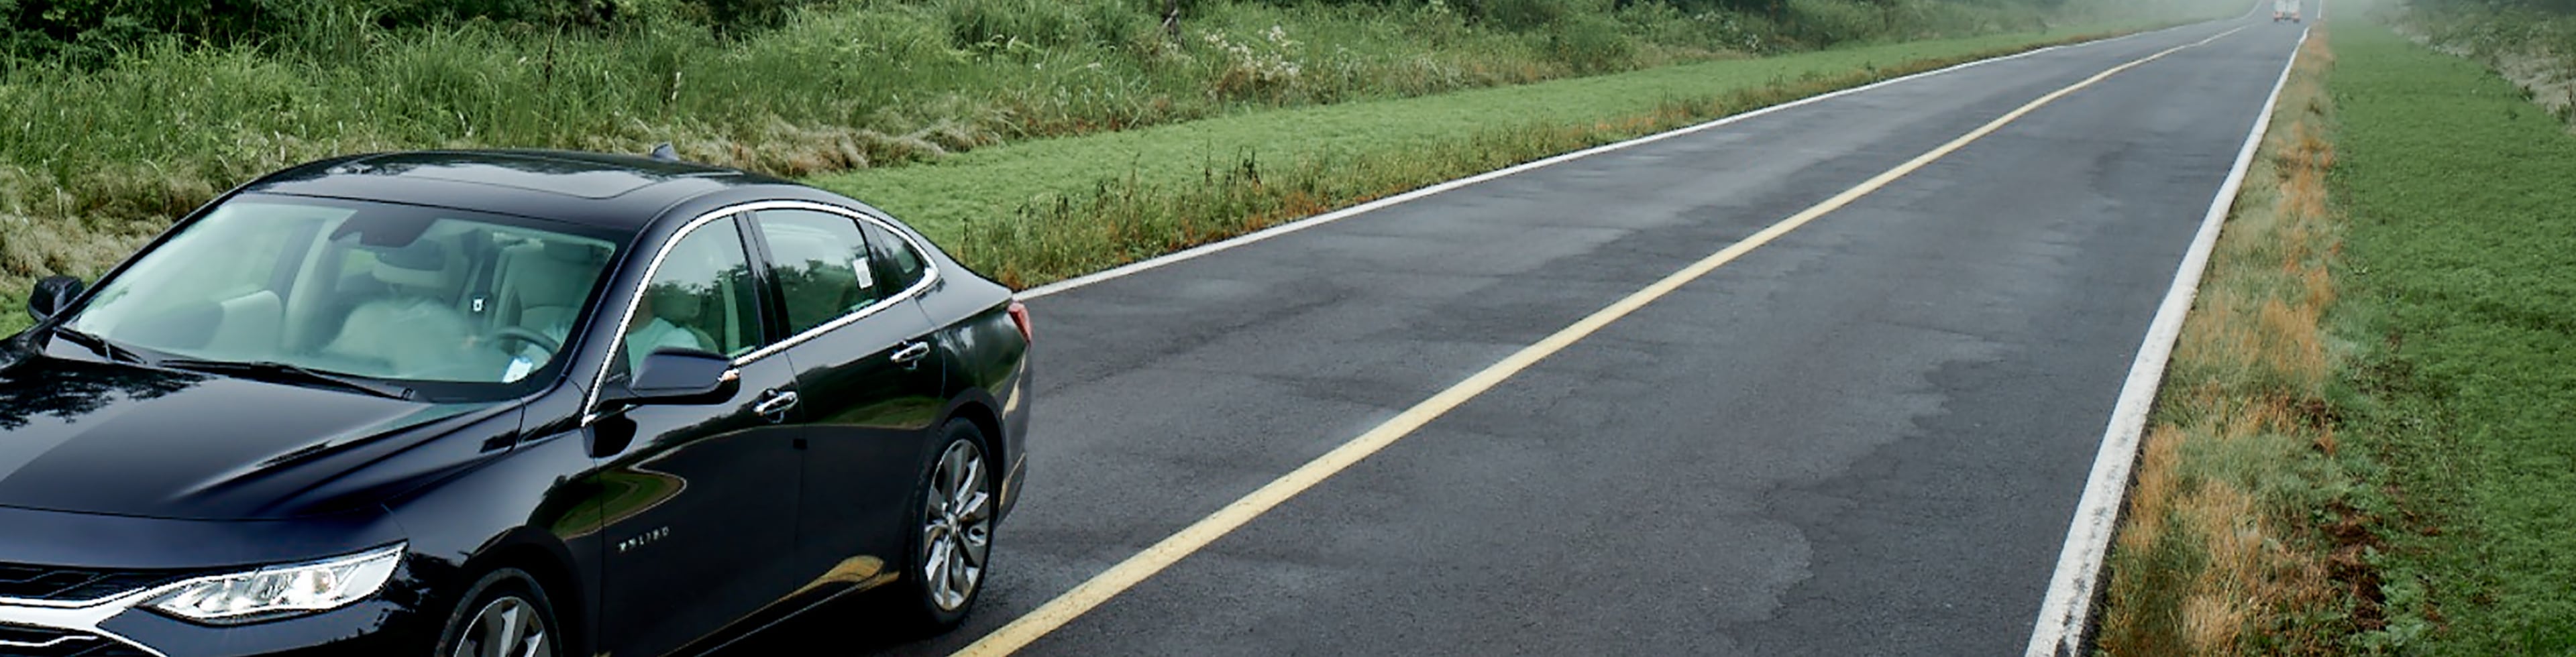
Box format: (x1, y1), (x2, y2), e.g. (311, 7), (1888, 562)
(622, 218), (762, 375)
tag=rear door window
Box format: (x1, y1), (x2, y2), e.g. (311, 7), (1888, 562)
(752, 208), (885, 336)
(860, 221), (927, 292)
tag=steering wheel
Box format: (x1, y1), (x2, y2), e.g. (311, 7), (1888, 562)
(488, 326), (561, 359)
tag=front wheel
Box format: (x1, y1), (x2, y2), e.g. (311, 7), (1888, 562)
(433, 569), (562, 657)
(892, 420), (996, 633)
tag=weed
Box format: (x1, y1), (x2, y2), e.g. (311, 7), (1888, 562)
(1546, 15), (1636, 74)
(2097, 24), (2369, 656)
(1785, 0), (1884, 48)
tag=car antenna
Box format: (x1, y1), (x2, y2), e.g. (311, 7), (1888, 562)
(649, 142), (682, 162)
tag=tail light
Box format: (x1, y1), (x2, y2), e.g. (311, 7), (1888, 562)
(1006, 300), (1033, 343)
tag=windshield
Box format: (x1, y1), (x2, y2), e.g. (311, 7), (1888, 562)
(64, 194), (621, 390)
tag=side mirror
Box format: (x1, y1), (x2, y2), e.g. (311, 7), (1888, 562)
(25, 276), (84, 323)
(600, 348), (739, 411)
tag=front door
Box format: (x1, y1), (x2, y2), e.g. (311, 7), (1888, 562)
(591, 216), (805, 656)
(747, 207), (947, 586)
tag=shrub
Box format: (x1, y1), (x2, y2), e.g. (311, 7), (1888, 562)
(367, 0), (624, 28)
(1782, 0), (1882, 47)
(698, 0), (809, 31)
(1402, 0), (1472, 46)
(941, 0), (1091, 50)
(1546, 14), (1633, 73)
(1081, 0), (1154, 48)
(0, 0), (283, 65)
(0, 0), (817, 66)
(1469, 0), (1568, 31)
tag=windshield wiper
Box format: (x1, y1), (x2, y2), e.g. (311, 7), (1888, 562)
(158, 359), (415, 400)
(48, 326), (150, 365)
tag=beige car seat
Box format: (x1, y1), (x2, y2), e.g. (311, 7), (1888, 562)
(325, 240), (481, 377)
(492, 240), (610, 346)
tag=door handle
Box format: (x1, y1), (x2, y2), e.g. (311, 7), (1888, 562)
(754, 390), (800, 417)
(891, 341), (932, 367)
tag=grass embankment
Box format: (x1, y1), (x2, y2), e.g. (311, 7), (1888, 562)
(2100, 11), (2576, 655)
(2095, 25), (2375, 656)
(814, 25), (2166, 288)
(2400, 1), (2576, 127)
(0, 0), (2232, 334)
(0, 0), (1672, 332)
(0, 0), (2256, 332)
(2328, 16), (2576, 654)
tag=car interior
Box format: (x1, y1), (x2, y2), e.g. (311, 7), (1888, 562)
(70, 199), (621, 385)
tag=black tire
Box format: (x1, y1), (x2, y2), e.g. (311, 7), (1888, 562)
(888, 419), (997, 634)
(433, 568), (565, 657)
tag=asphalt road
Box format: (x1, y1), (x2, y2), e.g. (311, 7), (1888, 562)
(727, 9), (2309, 656)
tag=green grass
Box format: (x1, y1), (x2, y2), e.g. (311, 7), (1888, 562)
(819, 27), (2104, 236)
(0, 18), (2198, 338)
(811, 24), (2169, 286)
(0, 0), (2244, 339)
(2332, 15), (2576, 654)
(0, 0), (1729, 339)
(0, 1), (1590, 276)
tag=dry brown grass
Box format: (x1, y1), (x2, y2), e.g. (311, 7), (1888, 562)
(2097, 26), (2375, 656)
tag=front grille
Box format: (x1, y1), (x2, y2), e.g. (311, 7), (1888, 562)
(0, 625), (152, 657)
(0, 564), (194, 603)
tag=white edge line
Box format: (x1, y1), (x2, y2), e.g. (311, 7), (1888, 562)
(1016, 17), (2233, 301)
(2021, 10), (2312, 657)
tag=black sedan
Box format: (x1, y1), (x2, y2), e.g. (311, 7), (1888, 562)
(0, 150), (1031, 656)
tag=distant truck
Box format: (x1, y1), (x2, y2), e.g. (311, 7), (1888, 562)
(2273, 0), (2302, 22)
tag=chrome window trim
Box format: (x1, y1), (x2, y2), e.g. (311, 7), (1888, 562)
(581, 200), (941, 422)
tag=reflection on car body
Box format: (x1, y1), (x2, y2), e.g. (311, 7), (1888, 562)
(0, 149), (1033, 656)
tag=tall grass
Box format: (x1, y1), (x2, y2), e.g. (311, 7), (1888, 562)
(2096, 27), (2379, 656)
(0, 1), (1524, 325)
(0, 0), (2245, 334)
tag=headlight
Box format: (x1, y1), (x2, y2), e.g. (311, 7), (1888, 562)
(142, 543), (405, 624)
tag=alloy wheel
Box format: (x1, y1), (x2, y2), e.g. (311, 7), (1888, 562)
(453, 596), (552, 657)
(920, 439), (993, 611)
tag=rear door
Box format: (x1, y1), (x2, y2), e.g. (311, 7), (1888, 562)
(746, 206), (948, 584)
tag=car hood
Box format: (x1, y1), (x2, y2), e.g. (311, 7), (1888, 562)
(0, 349), (514, 520)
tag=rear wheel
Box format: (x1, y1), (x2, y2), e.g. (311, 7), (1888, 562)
(892, 420), (995, 632)
(434, 569), (561, 657)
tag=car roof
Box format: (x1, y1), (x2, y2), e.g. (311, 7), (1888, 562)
(239, 150), (808, 231)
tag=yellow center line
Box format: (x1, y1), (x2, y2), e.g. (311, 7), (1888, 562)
(956, 23), (2249, 656)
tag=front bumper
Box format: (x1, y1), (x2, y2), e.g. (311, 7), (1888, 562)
(1, 593), (416, 656)
(0, 505), (425, 656)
